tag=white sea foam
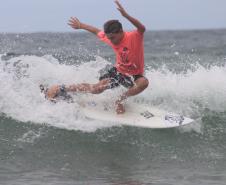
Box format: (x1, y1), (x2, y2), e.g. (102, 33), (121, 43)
(0, 54), (225, 132)
(144, 64), (226, 115)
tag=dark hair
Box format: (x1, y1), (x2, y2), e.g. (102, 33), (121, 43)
(104, 20), (123, 34)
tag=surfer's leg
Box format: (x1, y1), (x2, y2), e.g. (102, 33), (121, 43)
(115, 76), (149, 114)
(125, 76), (149, 97)
(65, 78), (111, 94)
(44, 79), (111, 100)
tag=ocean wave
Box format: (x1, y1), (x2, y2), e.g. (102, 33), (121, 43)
(0, 54), (225, 132)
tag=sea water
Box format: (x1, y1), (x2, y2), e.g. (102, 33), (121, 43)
(0, 30), (226, 185)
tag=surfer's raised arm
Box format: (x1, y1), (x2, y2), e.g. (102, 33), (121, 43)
(68, 17), (101, 35)
(115, 0), (146, 34)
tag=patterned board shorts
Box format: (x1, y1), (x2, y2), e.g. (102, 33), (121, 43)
(99, 66), (143, 89)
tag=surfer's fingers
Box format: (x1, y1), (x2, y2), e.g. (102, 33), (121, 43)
(115, 0), (124, 10)
(70, 17), (80, 23)
(68, 18), (76, 24)
(68, 17), (81, 29)
(115, 0), (121, 7)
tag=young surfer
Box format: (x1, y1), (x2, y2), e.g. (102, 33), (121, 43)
(44, 0), (149, 114)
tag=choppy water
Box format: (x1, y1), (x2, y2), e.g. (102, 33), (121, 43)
(0, 29), (226, 185)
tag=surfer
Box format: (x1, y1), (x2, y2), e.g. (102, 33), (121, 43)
(44, 0), (149, 114)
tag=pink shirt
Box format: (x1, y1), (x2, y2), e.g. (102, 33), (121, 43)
(97, 30), (144, 76)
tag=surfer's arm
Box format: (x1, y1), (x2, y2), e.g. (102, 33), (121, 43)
(115, 0), (146, 34)
(68, 17), (101, 35)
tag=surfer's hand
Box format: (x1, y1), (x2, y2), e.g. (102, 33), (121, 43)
(115, 100), (125, 114)
(68, 17), (81, 29)
(115, 0), (129, 17)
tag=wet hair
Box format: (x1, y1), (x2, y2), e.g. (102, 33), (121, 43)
(104, 20), (123, 34)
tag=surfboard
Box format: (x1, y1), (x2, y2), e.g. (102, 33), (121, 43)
(77, 95), (194, 129)
(39, 85), (194, 128)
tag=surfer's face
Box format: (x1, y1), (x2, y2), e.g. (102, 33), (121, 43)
(106, 31), (124, 45)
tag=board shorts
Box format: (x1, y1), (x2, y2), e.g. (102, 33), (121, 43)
(99, 66), (143, 89)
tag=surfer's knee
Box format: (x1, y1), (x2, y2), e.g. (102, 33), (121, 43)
(142, 78), (149, 89)
(135, 77), (149, 91)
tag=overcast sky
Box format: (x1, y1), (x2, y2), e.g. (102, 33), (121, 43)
(0, 0), (226, 32)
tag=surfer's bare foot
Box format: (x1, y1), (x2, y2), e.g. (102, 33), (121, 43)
(45, 85), (60, 100)
(115, 100), (125, 114)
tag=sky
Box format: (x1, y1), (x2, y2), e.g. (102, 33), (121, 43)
(0, 0), (226, 32)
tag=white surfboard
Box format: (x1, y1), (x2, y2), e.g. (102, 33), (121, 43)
(77, 96), (194, 129)
(39, 85), (194, 128)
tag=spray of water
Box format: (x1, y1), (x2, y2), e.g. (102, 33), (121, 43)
(0, 54), (225, 132)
